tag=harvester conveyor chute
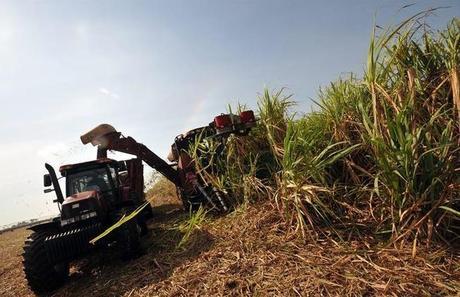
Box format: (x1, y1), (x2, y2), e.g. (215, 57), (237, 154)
(80, 124), (180, 186)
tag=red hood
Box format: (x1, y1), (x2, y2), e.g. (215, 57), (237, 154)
(63, 190), (97, 205)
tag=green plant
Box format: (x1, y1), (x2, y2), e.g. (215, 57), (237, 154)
(176, 206), (208, 248)
(188, 16), (460, 248)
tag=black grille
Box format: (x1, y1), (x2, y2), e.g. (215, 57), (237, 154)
(44, 223), (102, 263)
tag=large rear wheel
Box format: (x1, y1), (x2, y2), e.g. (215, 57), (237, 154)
(23, 229), (69, 294)
(116, 208), (141, 259)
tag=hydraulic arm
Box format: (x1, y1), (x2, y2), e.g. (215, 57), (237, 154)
(80, 124), (179, 186)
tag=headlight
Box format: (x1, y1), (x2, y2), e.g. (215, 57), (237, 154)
(81, 211), (97, 220)
(61, 211), (97, 226)
(60, 217), (76, 226)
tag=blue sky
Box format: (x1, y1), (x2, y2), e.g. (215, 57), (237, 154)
(0, 0), (458, 226)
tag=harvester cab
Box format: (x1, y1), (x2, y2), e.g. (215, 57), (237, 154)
(44, 157), (150, 227)
(24, 158), (152, 294)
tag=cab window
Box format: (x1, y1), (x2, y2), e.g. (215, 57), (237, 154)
(66, 168), (110, 196)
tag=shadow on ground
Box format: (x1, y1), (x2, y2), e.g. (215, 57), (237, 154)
(48, 203), (213, 297)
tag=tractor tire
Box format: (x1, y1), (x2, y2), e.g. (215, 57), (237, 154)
(23, 229), (69, 294)
(138, 217), (149, 236)
(137, 203), (152, 236)
(117, 209), (141, 260)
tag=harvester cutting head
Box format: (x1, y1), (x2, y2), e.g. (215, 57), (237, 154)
(78, 110), (257, 211)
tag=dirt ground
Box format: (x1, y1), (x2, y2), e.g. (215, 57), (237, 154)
(0, 203), (190, 297)
(0, 227), (33, 296)
(1, 202), (459, 297)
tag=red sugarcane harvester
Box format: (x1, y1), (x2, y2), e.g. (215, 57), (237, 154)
(22, 110), (256, 294)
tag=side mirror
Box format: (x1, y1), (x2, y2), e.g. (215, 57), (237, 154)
(44, 174), (52, 187)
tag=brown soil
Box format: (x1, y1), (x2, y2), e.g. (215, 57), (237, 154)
(0, 202), (458, 297)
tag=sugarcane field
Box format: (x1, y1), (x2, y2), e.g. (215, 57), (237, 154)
(0, 2), (459, 297)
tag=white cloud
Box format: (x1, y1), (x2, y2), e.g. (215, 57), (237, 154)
(99, 87), (120, 99)
(74, 21), (89, 40)
(0, 9), (18, 56)
(0, 26), (13, 44)
(36, 142), (70, 159)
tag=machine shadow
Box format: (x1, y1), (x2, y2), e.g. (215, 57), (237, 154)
(52, 205), (214, 297)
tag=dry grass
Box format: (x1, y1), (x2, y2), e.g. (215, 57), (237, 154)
(146, 176), (181, 208)
(134, 203), (460, 297)
(0, 202), (458, 297)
